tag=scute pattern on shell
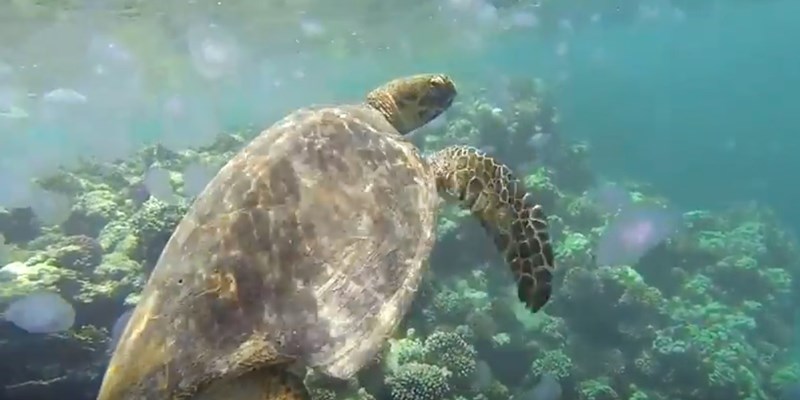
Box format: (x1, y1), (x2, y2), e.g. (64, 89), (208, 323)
(97, 104), (440, 399)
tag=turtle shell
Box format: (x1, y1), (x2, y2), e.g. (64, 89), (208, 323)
(98, 104), (439, 399)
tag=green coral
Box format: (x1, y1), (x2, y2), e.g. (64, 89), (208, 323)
(386, 332), (426, 371)
(386, 362), (451, 400)
(79, 252), (144, 303)
(531, 349), (573, 379)
(129, 198), (188, 269)
(578, 378), (618, 400)
(49, 235), (103, 273)
(0, 261), (80, 301)
(424, 330), (477, 388)
(63, 188), (124, 237)
(555, 230), (592, 262)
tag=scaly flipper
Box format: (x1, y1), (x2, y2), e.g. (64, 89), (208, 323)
(428, 145), (555, 312)
(196, 366), (310, 400)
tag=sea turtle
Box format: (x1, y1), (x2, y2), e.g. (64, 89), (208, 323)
(97, 73), (555, 400)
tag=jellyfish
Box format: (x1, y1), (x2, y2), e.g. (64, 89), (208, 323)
(3, 291), (76, 334)
(187, 23), (241, 80)
(28, 187), (72, 226)
(595, 204), (679, 267)
(588, 182), (633, 214)
(143, 166), (178, 204)
(108, 308), (134, 353)
(182, 162), (218, 198)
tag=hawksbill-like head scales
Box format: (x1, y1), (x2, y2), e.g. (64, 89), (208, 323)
(366, 73), (457, 135)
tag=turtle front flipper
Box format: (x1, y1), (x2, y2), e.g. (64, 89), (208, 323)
(428, 145), (556, 312)
(196, 367), (310, 400)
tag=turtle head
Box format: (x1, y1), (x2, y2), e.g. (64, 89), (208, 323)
(366, 73), (457, 135)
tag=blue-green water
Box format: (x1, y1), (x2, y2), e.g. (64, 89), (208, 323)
(3, 0), (796, 227)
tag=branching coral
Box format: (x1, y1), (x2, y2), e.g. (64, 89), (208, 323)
(386, 362), (451, 400)
(555, 230), (593, 265)
(129, 198), (188, 270)
(578, 378), (619, 400)
(385, 331), (426, 372)
(423, 330), (477, 388)
(650, 303), (767, 398)
(531, 349), (573, 379)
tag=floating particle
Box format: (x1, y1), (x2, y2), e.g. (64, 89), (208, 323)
(557, 18), (574, 34)
(509, 11), (539, 28)
(299, 18), (325, 37)
(475, 1), (499, 25)
(556, 41), (569, 57)
(3, 291), (76, 334)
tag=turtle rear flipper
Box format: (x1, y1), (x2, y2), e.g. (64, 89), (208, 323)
(197, 367), (310, 400)
(428, 145), (556, 312)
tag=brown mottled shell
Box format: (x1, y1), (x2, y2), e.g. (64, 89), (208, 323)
(100, 105), (439, 399)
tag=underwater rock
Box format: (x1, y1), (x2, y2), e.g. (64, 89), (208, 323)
(0, 207), (41, 244)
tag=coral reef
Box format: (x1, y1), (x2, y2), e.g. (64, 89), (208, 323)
(0, 78), (797, 400)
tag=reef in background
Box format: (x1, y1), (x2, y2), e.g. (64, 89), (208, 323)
(0, 77), (797, 400)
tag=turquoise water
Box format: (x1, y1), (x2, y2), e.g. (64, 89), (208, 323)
(2, 0), (796, 225)
(557, 0), (798, 222)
